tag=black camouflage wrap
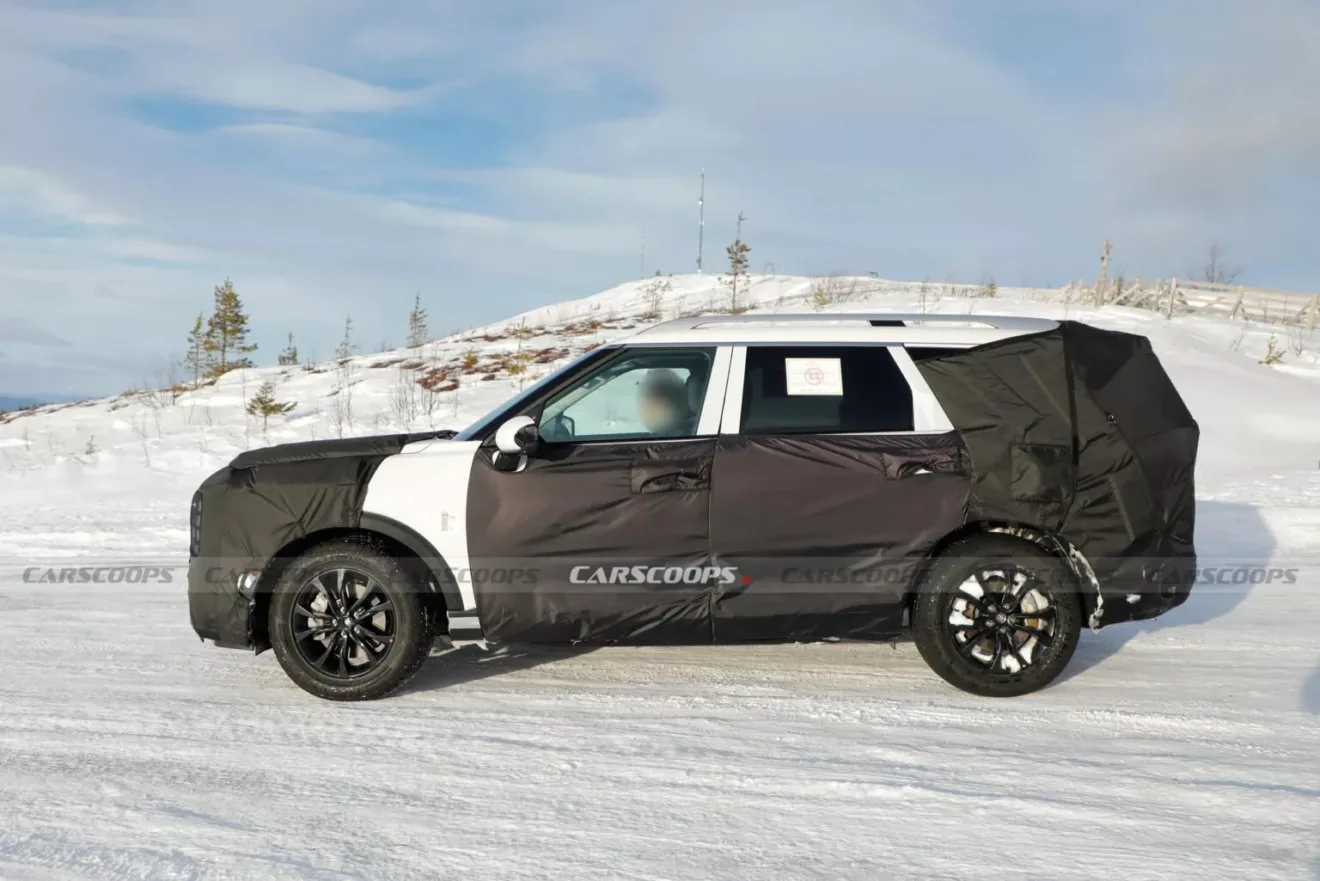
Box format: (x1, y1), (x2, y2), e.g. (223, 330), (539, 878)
(707, 432), (969, 642)
(467, 434), (969, 645)
(916, 320), (1198, 625)
(468, 320), (1197, 643)
(188, 319), (1197, 653)
(187, 432), (453, 649)
(467, 439), (718, 644)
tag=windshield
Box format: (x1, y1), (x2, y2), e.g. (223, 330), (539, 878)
(453, 347), (614, 441)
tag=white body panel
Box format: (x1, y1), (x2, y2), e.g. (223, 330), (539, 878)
(719, 346), (749, 434)
(889, 347), (955, 432)
(694, 346), (734, 435)
(363, 439), (481, 610)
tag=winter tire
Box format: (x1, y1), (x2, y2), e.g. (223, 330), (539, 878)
(912, 534), (1082, 697)
(269, 540), (438, 701)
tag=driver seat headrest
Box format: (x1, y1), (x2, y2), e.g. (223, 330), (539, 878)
(684, 374), (704, 415)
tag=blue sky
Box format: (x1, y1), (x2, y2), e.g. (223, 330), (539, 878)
(0, 0), (1317, 397)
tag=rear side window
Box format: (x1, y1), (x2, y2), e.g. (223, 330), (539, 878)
(740, 346), (914, 434)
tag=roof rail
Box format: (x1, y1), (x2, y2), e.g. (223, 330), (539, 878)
(640, 313), (1055, 334)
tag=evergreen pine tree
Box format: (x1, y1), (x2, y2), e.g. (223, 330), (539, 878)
(724, 214), (751, 312)
(245, 379), (296, 430)
(181, 312), (211, 385)
(407, 293), (429, 349)
(277, 332), (299, 366)
(203, 279), (257, 374)
(334, 315), (357, 361)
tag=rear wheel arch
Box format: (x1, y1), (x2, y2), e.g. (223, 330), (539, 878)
(251, 518), (459, 651)
(910, 531), (1084, 696)
(907, 521), (1097, 623)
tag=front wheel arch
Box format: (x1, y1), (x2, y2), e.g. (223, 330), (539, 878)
(251, 523), (455, 652)
(268, 538), (439, 700)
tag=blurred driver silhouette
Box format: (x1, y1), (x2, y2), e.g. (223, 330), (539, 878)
(638, 369), (694, 437)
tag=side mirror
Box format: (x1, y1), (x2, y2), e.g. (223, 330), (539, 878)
(540, 412), (575, 443)
(494, 415), (539, 455)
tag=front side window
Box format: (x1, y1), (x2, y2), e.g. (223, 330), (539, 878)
(740, 345), (914, 434)
(538, 348), (716, 443)
(455, 347), (614, 441)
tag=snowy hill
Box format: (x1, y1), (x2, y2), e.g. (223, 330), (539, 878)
(3, 273), (1316, 482)
(3, 274), (1320, 879)
(0, 396), (53, 412)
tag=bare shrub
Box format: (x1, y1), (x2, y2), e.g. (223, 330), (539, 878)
(917, 278), (940, 314)
(641, 277), (672, 320)
(809, 276), (861, 311)
(390, 365), (421, 429)
(1286, 323), (1314, 358)
(135, 384), (168, 410)
(331, 359), (356, 438)
(132, 414), (152, 466)
(1198, 240), (1243, 285)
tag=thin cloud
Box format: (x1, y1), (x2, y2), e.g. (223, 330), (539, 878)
(0, 316), (72, 347)
(0, 166), (131, 227)
(0, 0), (1313, 395)
(214, 123), (388, 158)
(1109, 0), (1320, 216)
(137, 59), (432, 114)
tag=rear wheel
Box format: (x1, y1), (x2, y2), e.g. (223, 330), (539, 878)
(269, 540), (438, 701)
(912, 535), (1082, 697)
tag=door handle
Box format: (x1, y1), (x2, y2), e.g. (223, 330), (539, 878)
(888, 457), (964, 479)
(630, 459), (711, 494)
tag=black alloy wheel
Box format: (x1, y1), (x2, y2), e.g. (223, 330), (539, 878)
(269, 540), (439, 701)
(289, 567), (397, 680)
(912, 534), (1082, 697)
(944, 565), (1057, 675)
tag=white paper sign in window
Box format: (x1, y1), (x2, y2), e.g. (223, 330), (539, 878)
(784, 357), (844, 396)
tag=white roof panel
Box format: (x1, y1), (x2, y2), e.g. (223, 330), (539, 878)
(624, 313), (1057, 346)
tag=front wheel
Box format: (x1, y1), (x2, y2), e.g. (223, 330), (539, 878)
(912, 535), (1082, 697)
(269, 540), (438, 701)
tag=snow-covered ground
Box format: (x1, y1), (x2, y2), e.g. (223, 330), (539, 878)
(3, 274), (1320, 880)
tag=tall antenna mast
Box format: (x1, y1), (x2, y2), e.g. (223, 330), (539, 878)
(696, 168), (705, 273)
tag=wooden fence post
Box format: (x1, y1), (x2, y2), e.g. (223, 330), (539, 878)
(1165, 278), (1178, 319)
(1094, 240), (1111, 306)
(1229, 286), (1246, 320)
(1309, 294), (1319, 330)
